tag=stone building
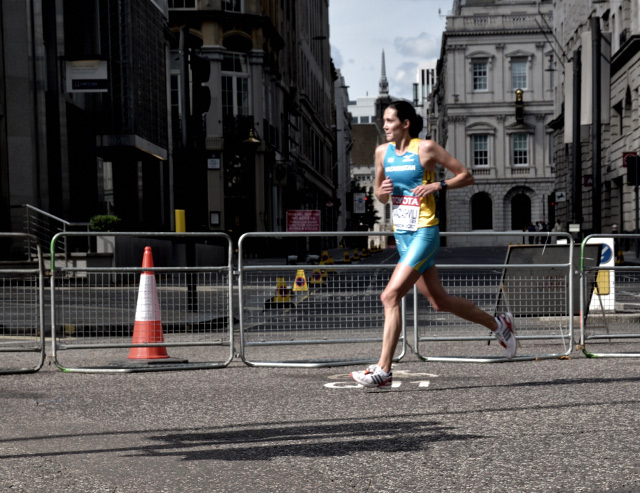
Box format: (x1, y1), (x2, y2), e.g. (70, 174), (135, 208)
(333, 69), (353, 234)
(0, 0), (344, 256)
(433, 0), (556, 246)
(549, 0), (640, 240)
(168, 0), (337, 250)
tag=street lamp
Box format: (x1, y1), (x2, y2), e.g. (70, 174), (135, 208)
(243, 129), (260, 145)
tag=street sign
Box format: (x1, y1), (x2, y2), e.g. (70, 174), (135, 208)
(353, 193), (365, 214)
(286, 210), (321, 232)
(65, 60), (108, 93)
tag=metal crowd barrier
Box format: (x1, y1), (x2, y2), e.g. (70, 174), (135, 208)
(580, 234), (640, 358)
(414, 232), (578, 362)
(0, 233), (46, 374)
(49, 232), (234, 372)
(237, 231), (406, 367)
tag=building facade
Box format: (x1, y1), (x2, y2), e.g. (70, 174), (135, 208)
(333, 69), (353, 234)
(1, 0), (344, 257)
(433, 0), (556, 246)
(550, 0), (640, 241)
(0, 0), (172, 237)
(167, 0), (338, 252)
(414, 60), (437, 139)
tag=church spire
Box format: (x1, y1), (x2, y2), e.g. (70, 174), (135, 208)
(379, 50), (389, 96)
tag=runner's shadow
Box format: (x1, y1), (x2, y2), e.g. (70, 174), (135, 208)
(138, 418), (482, 461)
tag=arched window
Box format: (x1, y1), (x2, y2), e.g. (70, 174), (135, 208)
(471, 192), (493, 230)
(511, 193), (531, 230)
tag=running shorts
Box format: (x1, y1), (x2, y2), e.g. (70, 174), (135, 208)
(394, 226), (440, 274)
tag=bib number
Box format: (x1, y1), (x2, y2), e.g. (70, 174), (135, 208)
(392, 195), (420, 231)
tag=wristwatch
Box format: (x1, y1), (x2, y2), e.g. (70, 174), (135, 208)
(440, 180), (448, 190)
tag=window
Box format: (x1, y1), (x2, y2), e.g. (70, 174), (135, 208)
(222, 0), (242, 12)
(360, 116), (370, 123)
(168, 0), (196, 8)
(471, 193), (492, 230)
(472, 61), (488, 91)
(222, 53), (249, 117)
(511, 59), (527, 90)
(548, 133), (556, 166)
(170, 73), (181, 115)
(472, 135), (489, 167)
(512, 133), (528, 166)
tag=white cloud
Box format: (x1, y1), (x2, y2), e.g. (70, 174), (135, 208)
(393, 32), (441, 60)
(329, 0), (450, 99)
(392, 61), (420, 101)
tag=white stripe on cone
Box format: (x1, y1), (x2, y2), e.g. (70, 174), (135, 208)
(135, 274), (162, 322)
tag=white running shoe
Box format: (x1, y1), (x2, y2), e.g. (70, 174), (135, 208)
(494, 312), (517, 359)
(350, 365), (392, 388)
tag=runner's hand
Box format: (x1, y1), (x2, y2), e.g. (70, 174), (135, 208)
(410, 184), (437, 197)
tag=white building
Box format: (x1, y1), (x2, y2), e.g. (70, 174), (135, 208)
(414, 61), (438, 139)
(349, 97), (378, 125)
(434, 0), (556, 246)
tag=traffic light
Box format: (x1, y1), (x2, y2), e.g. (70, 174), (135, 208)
(190, 52), (211, 115)
(515, 89), (524, 122)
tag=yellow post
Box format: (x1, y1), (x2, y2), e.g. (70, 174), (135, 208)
(175, 209), (186, 232)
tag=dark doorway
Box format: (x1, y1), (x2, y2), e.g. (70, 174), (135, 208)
(511, 193), (531, 230)
(471, 192), (493, 230)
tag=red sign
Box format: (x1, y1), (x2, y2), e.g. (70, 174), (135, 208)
(286, 210), (321, 232)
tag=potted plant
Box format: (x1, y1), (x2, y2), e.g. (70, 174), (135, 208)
(90, 215), (121, 253)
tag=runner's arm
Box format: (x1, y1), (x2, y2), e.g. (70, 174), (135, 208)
(375, 145), (393, 204)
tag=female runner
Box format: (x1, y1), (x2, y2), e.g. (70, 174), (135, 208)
(351, 101), (517, 388)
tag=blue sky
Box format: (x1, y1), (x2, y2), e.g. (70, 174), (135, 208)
(329, 0), (453, 101)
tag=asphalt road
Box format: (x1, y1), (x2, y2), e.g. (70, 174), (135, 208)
(2, 342), (640, 493)
(2, 244), (640, 492)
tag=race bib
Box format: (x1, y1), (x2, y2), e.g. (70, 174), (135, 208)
(392, 195), (420, 231)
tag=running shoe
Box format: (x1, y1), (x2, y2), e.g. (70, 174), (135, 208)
(350, 365), (392, 388)
(494, 312), (517, 359)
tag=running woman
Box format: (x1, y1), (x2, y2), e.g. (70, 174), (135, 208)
(350, 101), (516, 389)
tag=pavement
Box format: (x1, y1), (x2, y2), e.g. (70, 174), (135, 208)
(2, 341), (640, 492)
(2, 244), (640, 492)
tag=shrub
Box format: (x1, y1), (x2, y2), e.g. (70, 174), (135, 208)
(89, 215), (121, 232)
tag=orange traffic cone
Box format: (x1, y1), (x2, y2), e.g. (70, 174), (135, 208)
(128, 247), (169, 360)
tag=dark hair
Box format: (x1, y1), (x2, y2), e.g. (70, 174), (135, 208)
(387, 101), (423, 138)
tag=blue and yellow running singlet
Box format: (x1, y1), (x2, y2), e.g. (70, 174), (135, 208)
(383, 139), (438, 231)
(384, 139), (440, 274)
